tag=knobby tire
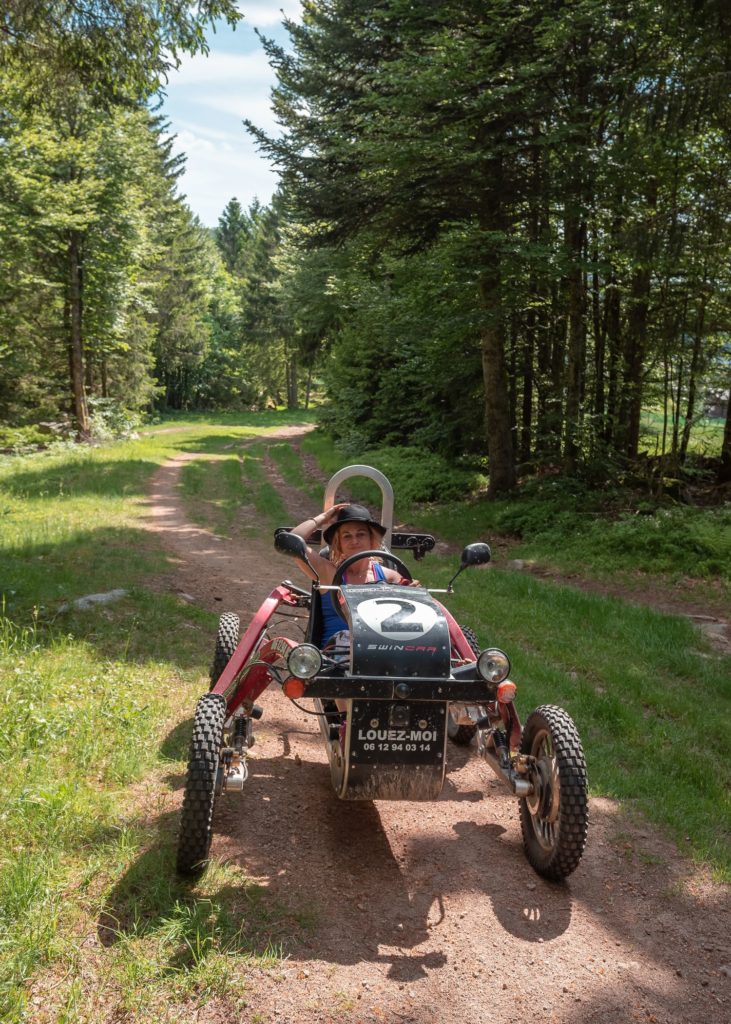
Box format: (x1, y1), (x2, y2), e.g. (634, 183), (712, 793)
(209, 612), (240, 689)
(519, 704), (588, 881)
(176, 692), (227, 877)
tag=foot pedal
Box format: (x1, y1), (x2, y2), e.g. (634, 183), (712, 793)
(251, 704), (264, 720)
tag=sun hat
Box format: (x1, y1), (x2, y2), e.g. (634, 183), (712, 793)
(323, 504), (387, 545)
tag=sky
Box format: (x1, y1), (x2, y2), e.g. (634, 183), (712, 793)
(160, 2), (302, 227)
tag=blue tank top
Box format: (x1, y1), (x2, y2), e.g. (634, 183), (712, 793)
(320, 560), (386, 647)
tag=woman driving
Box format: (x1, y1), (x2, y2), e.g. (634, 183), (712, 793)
(290, 502), (418, 650)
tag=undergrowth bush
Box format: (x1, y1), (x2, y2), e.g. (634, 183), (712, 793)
(302, 431), (484, 509)
(0, 425), (55, 452)
(491, 477), (605, 537)
(570, 506), (731, 577)
(500, 479), (731, 579)
(362, 446), (485, 505)
(88, 398), (143, 441)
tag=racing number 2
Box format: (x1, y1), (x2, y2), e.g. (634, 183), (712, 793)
(375, 599), (424, 635)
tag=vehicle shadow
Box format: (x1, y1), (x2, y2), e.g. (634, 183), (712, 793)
(103, 699), (729, 1015)
(150, 703), (574, 980)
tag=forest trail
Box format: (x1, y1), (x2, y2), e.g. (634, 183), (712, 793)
(144, 428), (730, 1024)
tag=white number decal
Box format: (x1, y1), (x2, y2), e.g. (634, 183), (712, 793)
(357, 597), (438, 640)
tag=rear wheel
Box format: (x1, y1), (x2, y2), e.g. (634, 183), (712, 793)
(210, 612), (240, 689)
(447, 625), (482, 745)
(177, 692), (227, 877)
(519, 704), (588, 881)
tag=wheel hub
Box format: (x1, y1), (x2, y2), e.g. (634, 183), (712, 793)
(526, 754), (559, 824)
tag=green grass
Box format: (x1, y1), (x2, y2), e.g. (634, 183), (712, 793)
(268, 440), (323, 502)
(0, 412), (318, 1022)
(442, 566), (731, 877)
(178, 444), (289, 536)
(0, 412), (729, 1019)
(241, 443), (289, 526)
(640, 408), (724, 457)
(179, 454), (247, 535)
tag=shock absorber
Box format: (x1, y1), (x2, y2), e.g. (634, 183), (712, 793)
(226, 709), (255, 791)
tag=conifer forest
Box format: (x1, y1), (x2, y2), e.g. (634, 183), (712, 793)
(2, 1), (731, 494)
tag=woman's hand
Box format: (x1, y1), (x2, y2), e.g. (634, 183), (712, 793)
(318, 502), (348, 533)
(292, 503), (348, 540)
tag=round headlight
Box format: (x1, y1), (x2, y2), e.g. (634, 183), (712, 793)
(287, 643), (322, 680)
(477, 648), (511, 684)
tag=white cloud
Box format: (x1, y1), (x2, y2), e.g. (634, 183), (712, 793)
(237, 1), (302, 27)
(173, 48), (272, 86)
(166, 126), (280, 224)
(172, 119), (242, 143)
(188, 90), (279, 131)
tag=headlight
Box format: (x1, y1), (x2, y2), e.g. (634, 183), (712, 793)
(287, 643), (322, 680)
(476, 648), (511, 684)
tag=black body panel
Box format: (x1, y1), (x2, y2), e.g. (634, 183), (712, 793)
(341, 584), (451, 679)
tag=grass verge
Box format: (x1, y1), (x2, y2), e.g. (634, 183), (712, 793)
(439, 563), (731, 880)
(0, 413), (317, 1022)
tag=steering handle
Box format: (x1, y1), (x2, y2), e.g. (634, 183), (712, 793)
(329, 550), (413, 623)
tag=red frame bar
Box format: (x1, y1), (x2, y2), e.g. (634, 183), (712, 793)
(210, 585), (300, 715)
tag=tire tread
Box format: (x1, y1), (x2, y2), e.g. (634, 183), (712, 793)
(519, 703), (588, 881)
(177, 692), (227, 877)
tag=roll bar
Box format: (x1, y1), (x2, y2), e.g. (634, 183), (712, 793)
(274, 464), (435, 560)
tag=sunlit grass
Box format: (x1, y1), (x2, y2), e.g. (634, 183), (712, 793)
(0, 412), (319, 1021)
(430, 558), (731, 880)
(268, 440), (323, 502)
(640, 408), (724, 457)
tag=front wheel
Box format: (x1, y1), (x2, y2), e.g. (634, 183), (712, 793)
(518, 705), (588, 881)
(177, 692), (227, 877)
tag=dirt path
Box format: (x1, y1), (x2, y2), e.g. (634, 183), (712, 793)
(144, 428), (730, 1024)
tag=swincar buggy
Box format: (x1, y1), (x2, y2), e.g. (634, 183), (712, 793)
(177, 466), (589, 881)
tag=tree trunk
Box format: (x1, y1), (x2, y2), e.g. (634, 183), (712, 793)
(719, 373), (731, 484)
(521, 306), (534, 466)
(591, 245), (605, 441)
(508, 312), (518, 441)
(67, 230), (90, 438)
(603, 262), (622, 449)
(563, 214), (586, 474)
(548, 283), (566, 460)
(679, 302), (706, 465)
(478, 263), (516, 496)
(618, 263), (651, 459)
(477, 156), (516, 496)
(618, 179), (657, 459)
(286, 353), (299, 410)
(671, 354), (683, 464)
